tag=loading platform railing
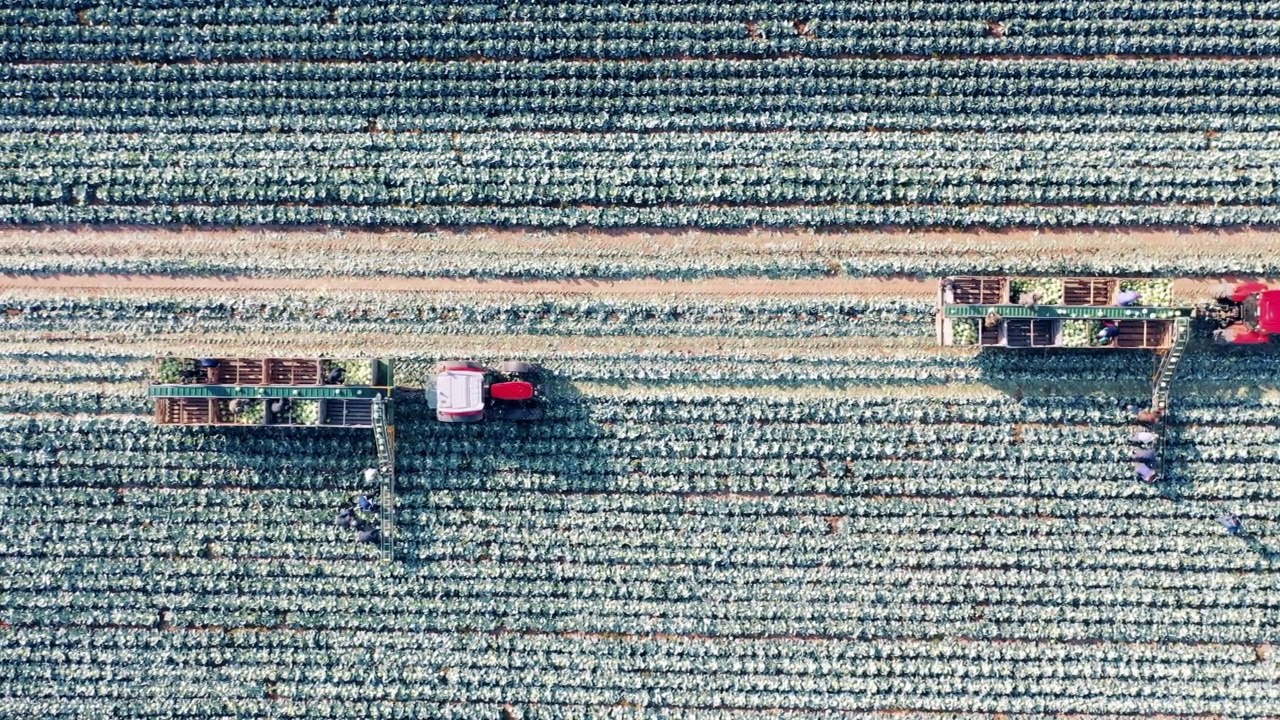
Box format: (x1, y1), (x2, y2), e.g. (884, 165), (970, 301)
(1150, 316), (1192, 473)
(371, 396), (396, 563)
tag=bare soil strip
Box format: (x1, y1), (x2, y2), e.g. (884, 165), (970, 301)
(5, 226), (1280, 260)
(0, 273), (933, 297)
(0, 331), (944, 359)
(0, 271), (1271, 301)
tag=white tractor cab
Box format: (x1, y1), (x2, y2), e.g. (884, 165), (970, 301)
(427, 361), (545, 422)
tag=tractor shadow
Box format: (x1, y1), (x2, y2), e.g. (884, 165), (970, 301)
(390, 371), (609, 569)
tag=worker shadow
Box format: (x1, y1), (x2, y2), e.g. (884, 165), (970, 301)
(392, 373), (610, 568)
(1150, 477), (1196, 505)
(1241, 534), (1280, 563)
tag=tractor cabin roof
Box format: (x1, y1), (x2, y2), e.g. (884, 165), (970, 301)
(436, 369), (486, 415)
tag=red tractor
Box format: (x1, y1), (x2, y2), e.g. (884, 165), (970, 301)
(1210, 282), (1280, 345)
(430, 361), (545, 422)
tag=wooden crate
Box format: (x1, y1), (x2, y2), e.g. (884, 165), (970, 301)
(210, 359), (265, 385)
(979, 322), (1002, 347)
(1063, 278), (1116, 306)
(950, 277), (1007, 305)
(1115, 320), (1170, 349)
(266, 359), (321, 385)
(1005, 319), (1058, 348)
(155, 398), (213, 425)
(321, 399), (374, 427)
(214, 398), (265, 425)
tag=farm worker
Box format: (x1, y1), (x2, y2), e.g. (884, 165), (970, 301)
(178, 367), (199, 383)
(358, 495), (378, 513)
(326, 366), (346, 385)
(1097, 321), (1120, 342)
(229, 398), (248, 415)
(270, 398), (289, 415)
(1017, 292), (1042, 307)
(1131, 447), (1158, 463)
(363, 468), (379, 486)
(1217, 514), (1244, 536)
(1117, 290), (1141, 306)
(1134, 463), (1158, 483)
(356, 529), (380, 544)
(334, 508), (355, 529)
(1128, 431), (1159, 445)
(197, 357), (220, 382)
(1136, 409), (1163, 426)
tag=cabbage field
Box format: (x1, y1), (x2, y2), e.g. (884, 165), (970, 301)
(1, 286), (1278, 717)
(4, 0), (1280, 715)
(6, 1), (1280, 226)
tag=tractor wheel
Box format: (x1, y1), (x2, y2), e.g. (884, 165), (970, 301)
(439, 360), (486, 372)
(499, 361), (540, 376)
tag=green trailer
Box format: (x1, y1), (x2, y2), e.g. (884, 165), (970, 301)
(149, 357), (393, 428)
(937, 276), (1193, 350)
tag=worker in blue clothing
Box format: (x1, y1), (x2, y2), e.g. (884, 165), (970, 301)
(196, 358), (220, 383)
(1218, 514), (1245, 536)
(1129, 430), (1159, 445)
(1131, 447), (1158, 463)
(1134, 463), (1158, 483)
(334, 507), (356, 530)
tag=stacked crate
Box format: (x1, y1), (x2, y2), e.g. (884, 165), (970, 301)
(940, 277), (1179, 349)
(153, 358), (380, 427)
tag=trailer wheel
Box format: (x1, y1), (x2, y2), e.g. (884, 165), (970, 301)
(498, 361), (540, 376)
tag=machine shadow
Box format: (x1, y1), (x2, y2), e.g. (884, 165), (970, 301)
(391, 373), (609, 568)
(969, 347), (1154, 402)
(970, 347), (1185, 498)
(971, 343), (1280, 537)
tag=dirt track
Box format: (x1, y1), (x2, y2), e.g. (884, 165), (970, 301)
(0, 227), (1276, 299)
(6, 226), (1280, 257)
(0, 272), (1271, 301)
(3, 228), (1280, 286)
(0, 273), (934, 297)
